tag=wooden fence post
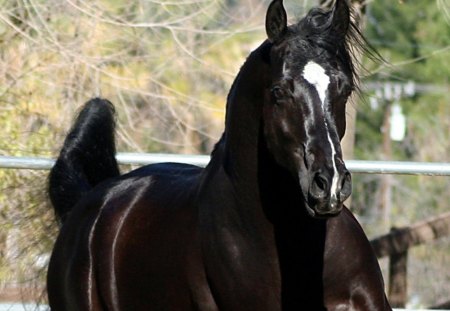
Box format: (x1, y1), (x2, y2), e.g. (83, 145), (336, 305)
(388, 248), (408, 307)
(371, 213), (450, 308)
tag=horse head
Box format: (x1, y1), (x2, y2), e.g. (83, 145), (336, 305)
(262, 0), (355, 218)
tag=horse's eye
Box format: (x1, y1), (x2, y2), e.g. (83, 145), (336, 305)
(271, 86), (284, 100)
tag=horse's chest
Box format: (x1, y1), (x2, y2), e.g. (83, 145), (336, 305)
(201, 230), (281, 310)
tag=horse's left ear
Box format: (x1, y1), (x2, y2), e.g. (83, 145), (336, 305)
(330, 0), (350, 37)
(266, 0), (287, 42)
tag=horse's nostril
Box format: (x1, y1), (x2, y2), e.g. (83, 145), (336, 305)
(315, 175), (327, 191)
(312, 173), (329, 198)
(339, 171), (352, 200)
(342, 172), (351, 188)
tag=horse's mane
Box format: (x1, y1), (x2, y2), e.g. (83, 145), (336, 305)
(289, 6), (380, 91)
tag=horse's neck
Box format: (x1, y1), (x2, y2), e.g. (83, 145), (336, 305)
(198, 42), (277, 261)
(222, 43), (270, 181)
(196, 47), (271, 227)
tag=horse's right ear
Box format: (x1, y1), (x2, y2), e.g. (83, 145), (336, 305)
(330, 0), (350, 38)
(266, 0), (287, 42)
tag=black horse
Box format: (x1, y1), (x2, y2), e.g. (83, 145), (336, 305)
(47, 0), (391, 310)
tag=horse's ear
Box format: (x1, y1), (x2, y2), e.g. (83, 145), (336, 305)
(266, 0), (287, 42)
(330, 0), (350, 38)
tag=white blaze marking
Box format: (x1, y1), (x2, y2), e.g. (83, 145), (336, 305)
(328, 133), (340, 203)
(302, 61), (340, 201)
(302, 61), (330, 104)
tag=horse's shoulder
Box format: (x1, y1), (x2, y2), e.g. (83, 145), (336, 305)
(324, 208), (388, 308)
(326, 208), (386, 288)
(325, 207), (375, 263)
(329, 207), (365, 234)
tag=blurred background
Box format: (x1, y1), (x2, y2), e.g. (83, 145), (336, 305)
(0, 0), (448, 309)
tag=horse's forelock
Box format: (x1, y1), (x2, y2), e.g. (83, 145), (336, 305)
(283, 6), (380, 92)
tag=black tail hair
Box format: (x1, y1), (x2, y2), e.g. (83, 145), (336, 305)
(49, 98), (120, 223)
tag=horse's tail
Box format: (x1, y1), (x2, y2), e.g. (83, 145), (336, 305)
(49, 98), (120, 223)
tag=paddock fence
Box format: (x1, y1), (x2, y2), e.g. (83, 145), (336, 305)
(371, 212), (450, 308)
(1, 154), (449, 309)
(1, 154), (450, 175)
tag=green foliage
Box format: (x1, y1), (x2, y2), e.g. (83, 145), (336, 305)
(358, 0), (449, 161)
(354, 1), (450, 306)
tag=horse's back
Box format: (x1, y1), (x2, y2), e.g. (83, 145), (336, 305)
(48, 163), (215, 311)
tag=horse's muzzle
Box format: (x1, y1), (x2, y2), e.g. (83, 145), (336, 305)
(306, 168), (352, 217)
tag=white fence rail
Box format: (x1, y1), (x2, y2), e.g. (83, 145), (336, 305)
(0, 154), (450, 176)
